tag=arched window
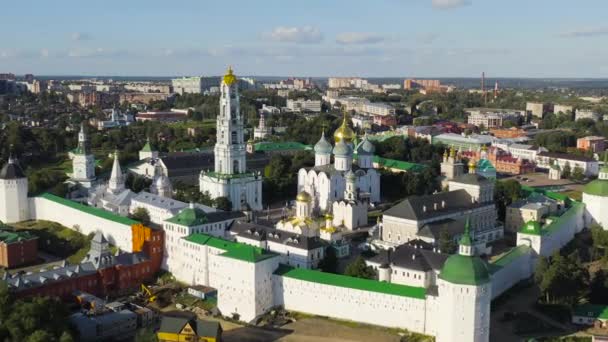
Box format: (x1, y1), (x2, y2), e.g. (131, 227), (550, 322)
(231, 131), (237, 144)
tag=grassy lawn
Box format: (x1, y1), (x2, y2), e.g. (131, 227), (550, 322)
(174, 292), (218, 311)
(11, 220), (93, 264)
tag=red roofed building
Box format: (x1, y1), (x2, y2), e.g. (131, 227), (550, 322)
(460, 146), (535, 175)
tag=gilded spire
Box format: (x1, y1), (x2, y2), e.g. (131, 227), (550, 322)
(223, 65), (237, 86)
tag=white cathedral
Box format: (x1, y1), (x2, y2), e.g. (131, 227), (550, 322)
(199, 67), (263, 211)
(297, 116), (380, 218)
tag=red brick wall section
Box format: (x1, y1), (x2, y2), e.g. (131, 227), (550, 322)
(1, 239), (38, 268)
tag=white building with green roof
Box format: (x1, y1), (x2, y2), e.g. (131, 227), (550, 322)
(583, 156), (608, 229)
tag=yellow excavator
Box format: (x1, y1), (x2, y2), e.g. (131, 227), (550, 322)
(140, 284), (157, 303)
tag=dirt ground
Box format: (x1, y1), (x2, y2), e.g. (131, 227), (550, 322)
(217, 317), (404, 342)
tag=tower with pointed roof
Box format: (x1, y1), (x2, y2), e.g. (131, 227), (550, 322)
(139, 137), (158, 160)
(0, 153), (29, 223)
(108, 150), (125, 194)
(199, 67), (263, 211)
(437, 218), (491, 342)
(583, 153), (608, 228)
(71, 122), (96, 187)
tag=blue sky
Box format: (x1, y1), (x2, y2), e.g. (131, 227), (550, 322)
(2, 0), (608, 77)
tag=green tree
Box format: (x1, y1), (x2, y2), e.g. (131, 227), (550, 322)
(344, 256), (376, 279)
(562, 162), (571, 179)
(494, 179), (523, 221)
(131, 207), (151, 225)
(534, 251), (589, 305)
(318, 246), (338, 273)
(438, 229), (456, 254)
(589, 270), (608, 305)
(214, 197), (232, 211)
(571, 165), (585, 181)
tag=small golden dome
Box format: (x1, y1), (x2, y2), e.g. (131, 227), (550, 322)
(223, 66), (237, 86)
(296, 191), (312, 202)
(334, 112), (355, 143)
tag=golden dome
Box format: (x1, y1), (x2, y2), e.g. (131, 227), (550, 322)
(468, 160), (476, 172)
(223, 66), (237, 86)
(334, 112), (355, 143)
(296, 191), (312, 202)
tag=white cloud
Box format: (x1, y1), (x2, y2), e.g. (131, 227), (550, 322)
(432, 0), (470, 9)
(67, 47), (126, 58)
(265, 26), (323, 44)
(559, 26), (608, 38)
(417, 32), (439, 44)
(336, 32), (385, 45)
(71, 32), (92, 41)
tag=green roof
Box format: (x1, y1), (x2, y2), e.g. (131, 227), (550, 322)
(519, 220), (542, 236)
(477, 158), (496, 172)
(184, 233), (277, 263)
(521, 185), (571, 203)
(274, 265), (426, 299)
(165, 207), (208, 226)
(351, 155), (426, 172)
(439, 254), (490, 286)
(584, 179), (608, 197)
(38, 193), (139, 226)
(459, 218), (473, 246)
(141, 141), (153, 152)
(518, 202), (583, 237)
(490, 245), (532, 271)
(573, 304), (608, 320)
(0, 229), (37, 244)
(254, 142), (312, 153)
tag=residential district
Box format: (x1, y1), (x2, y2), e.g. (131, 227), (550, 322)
(1, 69), (608, 342)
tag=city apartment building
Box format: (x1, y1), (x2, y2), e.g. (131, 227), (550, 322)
(537, 152), (599, 176)
(577, 136), (605, 153)
(362, 102), (395, 116)
(404, 79), (441, 90)
(172, 77), (204, 94)
(553, 104), (574, 115)
(575, 109), (601, 121)
(466, 108), (524, 129)
(328, 77), (367, 89)
(526, 102), (551, 118)
(286, 99), (322, 112)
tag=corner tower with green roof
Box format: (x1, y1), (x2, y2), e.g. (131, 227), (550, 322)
(437, 218), (491, 342)
(583, 153), (608, 229)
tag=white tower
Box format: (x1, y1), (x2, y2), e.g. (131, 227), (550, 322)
(253, 111), (271, 140)
(71, 123), (96, 187)
(583, 153), (608, 228)
(314, 131), (332, 167)
(0, 154), (29, 223)
(199, 67), (263, 211)
(437, 219), (491, 342)
(107, 150), (125, 194)
(151, 163), (173, 198)
(214, 66), (246, 175)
